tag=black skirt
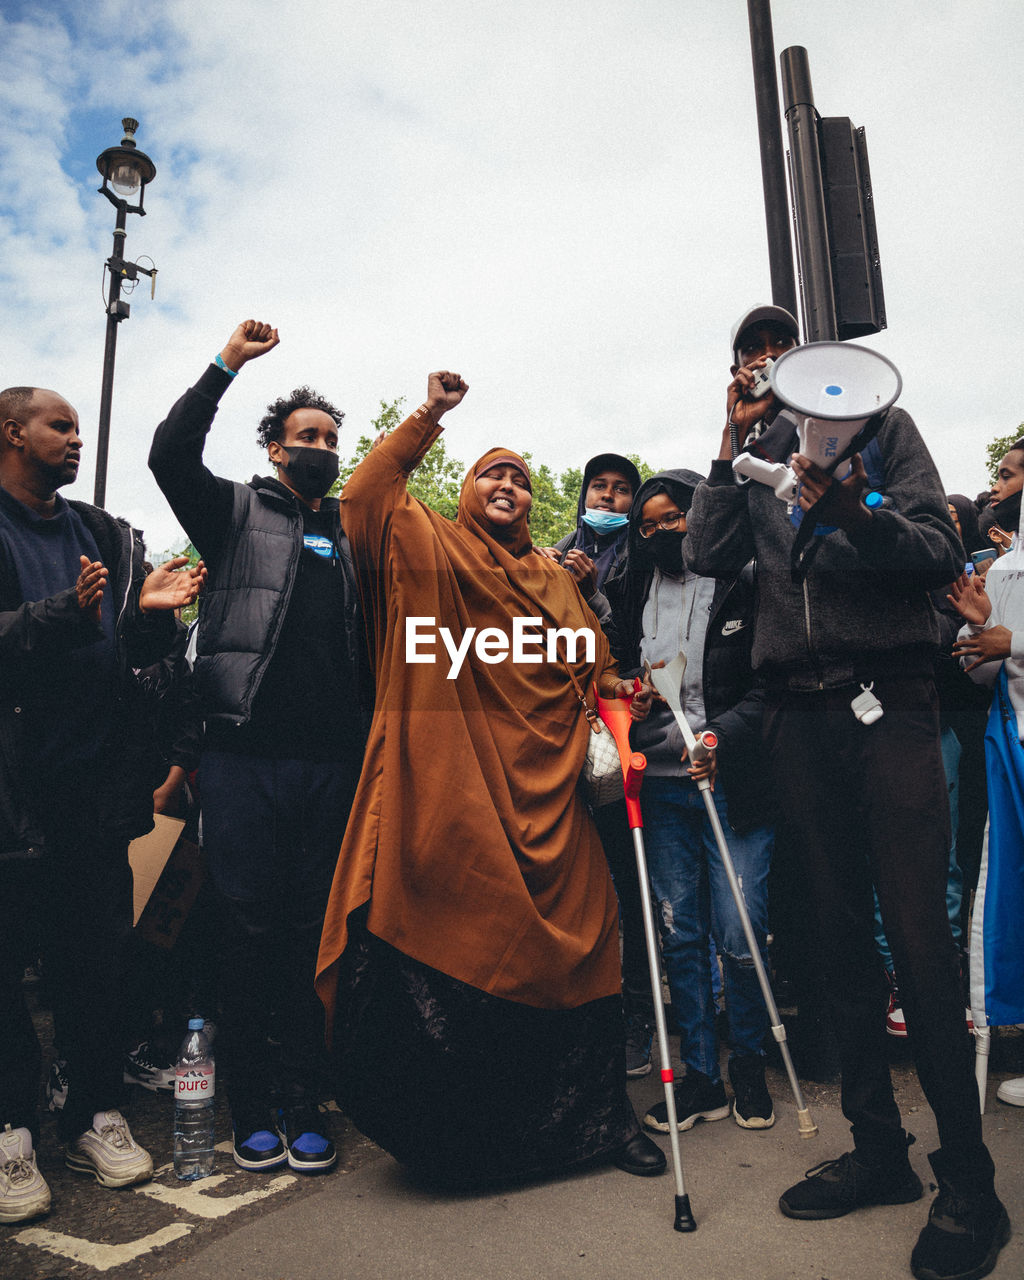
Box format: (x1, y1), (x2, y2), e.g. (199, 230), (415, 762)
(331, 914), (639, 1186)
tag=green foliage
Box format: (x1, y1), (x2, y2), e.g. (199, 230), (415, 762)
(406, 435), (465, 520)
(521, 455), (581, 547)
(986, 426), (1024, 483)
(333, 397), (466, 520)
(155, 541), (202, 626)
(626, 453), (658, 486)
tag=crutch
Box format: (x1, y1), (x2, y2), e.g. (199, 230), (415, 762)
(595, 687), (697, 1233)
(648, 654), (817, 1140)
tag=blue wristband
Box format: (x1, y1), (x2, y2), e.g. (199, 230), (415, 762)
(214, 353), (238, 378)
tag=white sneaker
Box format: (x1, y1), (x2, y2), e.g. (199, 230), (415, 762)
(64, 1110), (153, 1187)
(0, 1124), (51, 1223)
(996, 1076), (1024, 1107)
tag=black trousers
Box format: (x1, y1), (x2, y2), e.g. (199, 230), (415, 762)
(593, 800), (654, 1020)
(199, 752), (358, 1121)
(1, 822), (133, 1143)
(763, 676), (989, 1177)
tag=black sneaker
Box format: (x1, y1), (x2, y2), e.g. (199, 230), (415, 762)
(123, 1041), (175, 1092)
(729, 1053), (775, 1129)
(624, 1015), (653, 1078)
(643, 1069), (730, 1133)
(779, 1142), (923, 1220)
(45, 1057), (69, 1113)
(910, 1151), (1011, 1280)
(276, 1104), (336, 1174)
(232, 1111), (288, 1172)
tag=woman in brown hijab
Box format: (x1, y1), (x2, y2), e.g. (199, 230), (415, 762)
(316, 372), (662, 1184)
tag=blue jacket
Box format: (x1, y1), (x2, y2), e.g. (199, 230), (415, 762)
(0, 499), (174, 859)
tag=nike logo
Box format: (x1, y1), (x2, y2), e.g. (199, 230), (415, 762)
(721, 619), (746, 635)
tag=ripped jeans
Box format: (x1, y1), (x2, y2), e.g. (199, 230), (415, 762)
(642, 775), (773, 1082)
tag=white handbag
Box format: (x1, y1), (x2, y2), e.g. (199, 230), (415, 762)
(581, 720), (625, 808)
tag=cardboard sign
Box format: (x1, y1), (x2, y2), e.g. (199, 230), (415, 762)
(128, 815), (184, 925)
(129, 815), (207, 948)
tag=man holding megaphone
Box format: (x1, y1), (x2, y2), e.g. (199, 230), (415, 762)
(684, 306), (1009, 1280)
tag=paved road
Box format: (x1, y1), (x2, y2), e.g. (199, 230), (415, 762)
(4, 1001), (1022, 1280)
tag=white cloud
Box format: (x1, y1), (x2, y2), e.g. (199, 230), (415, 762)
(1, 0), (1021, 551)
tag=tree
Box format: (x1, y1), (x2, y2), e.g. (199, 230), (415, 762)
(333, 397), (467, 519)
(986, 426), (1024, 483)
(523, 455), (579, 547)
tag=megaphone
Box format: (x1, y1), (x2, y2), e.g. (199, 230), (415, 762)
(732, 342), (902, 501)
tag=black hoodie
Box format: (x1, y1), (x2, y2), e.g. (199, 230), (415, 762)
(553, 453), (641, 623)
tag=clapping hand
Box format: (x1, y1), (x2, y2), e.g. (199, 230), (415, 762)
(76, 556), (108, 624)
(139, 557), (208, 613)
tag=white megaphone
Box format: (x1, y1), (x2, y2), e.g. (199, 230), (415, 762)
(732, 341), (903, 502)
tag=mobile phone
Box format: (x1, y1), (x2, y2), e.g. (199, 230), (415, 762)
(749, 358), (774, 399)
(971, 548), (997, 569)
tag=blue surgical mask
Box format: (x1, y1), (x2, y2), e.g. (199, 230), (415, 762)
(581, 508), (629, 533)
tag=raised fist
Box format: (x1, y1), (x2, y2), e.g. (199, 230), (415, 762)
(219, 320), (280, 372)
(425, 370), (469, 418)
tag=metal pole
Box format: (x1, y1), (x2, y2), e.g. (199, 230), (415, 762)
(697, 785), (817, 1138)
(93, 204), (128, 509)
(630, 823), (696, 1231)
(780, 46), (837, 342)
(746, 0), (798, 321)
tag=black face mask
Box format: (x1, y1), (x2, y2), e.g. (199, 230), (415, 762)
(646, 530), (686, 574)
(280, 446), (339, 500)
(991, 489), (1022, 539)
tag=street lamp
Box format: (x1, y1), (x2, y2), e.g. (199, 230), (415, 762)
(93, 117), (158, 507)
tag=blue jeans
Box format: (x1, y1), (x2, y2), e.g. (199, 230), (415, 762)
(642, 775), (773, 1082)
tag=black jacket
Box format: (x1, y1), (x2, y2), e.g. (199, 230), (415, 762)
(148, 365), (372, 739)
(0, 500), (174, 860)
(684, 406), (963, 690)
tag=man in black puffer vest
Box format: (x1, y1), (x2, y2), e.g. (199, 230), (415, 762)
(150, 320), (371, 1178)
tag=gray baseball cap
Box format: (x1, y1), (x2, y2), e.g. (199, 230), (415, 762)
(731, 304), (800, 365)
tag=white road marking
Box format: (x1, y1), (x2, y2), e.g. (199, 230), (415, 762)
(133, 1171), (297, 1219)
(9, 1150), (297, 1271)
(12, 1224), (193, 1272)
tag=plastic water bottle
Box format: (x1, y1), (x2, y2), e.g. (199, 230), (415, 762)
(173, 1017), (215, 1180)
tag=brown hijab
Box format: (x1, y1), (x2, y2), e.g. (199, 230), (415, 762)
(316, 408), (623, 1027)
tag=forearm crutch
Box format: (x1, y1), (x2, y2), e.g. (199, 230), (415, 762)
(648, 656), (817, 1140)
(596, 688), (697, 1233)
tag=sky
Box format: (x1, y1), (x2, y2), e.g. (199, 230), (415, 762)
(1, 0), (1022, 555)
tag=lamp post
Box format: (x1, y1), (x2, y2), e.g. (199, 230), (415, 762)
(93, 117), (157, 508)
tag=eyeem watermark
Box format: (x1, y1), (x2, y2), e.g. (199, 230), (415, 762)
(406, 616), (595, 680)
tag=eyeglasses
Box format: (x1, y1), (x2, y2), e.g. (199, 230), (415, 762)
(638, 513), (685, 539)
